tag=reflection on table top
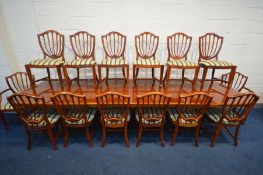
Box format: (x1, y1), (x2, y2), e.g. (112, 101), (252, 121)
(20, 79), (240, 107)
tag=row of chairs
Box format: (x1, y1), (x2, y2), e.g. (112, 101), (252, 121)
(6, 90), (259, 150)
(0, 71), (253, 131)
(25, 30), (236, 92)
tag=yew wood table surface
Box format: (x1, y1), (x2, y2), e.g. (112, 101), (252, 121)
(19, 79), (240, 107)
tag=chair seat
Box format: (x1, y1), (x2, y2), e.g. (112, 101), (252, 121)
(135, 110), (162, 125)
(104, 113), (130, 125)
(27, 109), (60, 127)
(29, 59), (64, 66)
(1, 102), (13, 111)
(101, 58), (125, 65)
(168, 108), (198, 125)
(64, 108), (96, 125)
(167, 60), (196, 67)
(135, 58), (160, 66)
(199, 60), (233, 67)
(206, 108), (239, 125)
(65, 59), (96, 66)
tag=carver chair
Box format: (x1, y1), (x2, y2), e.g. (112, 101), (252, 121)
(133, 32), (164, 86)
(63, 31), (97, 87)
(198, 33), (236, 91)
(98, 31), (129, 86)
(136, 92), (171, 146)
(51, 92), (96, 147)
(8, 94), (60, 150)
(168, 92), (213, 146)
(96, 92), (130, 147)
(25, 30), (65, 94)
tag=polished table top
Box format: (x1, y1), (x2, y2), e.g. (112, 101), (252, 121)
(20, 79), (240, 107)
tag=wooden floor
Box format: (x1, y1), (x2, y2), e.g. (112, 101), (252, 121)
(23, 79), (240, 107)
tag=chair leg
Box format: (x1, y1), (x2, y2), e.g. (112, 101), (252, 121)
(211, 68), (215, 85)
(234, 125), (241, 146)
(165, 66), (171, 87)
(92, 66), (97, 86)
(0, 112), (8, 130)
(62, 66), (70, 90)
(194, 126), (200, 147)
(25, 64), (36, 94)
(77, 68), (80, 84)
(160, 126), (165, 147)
(56, 66), (64, 90)
(171, 125), (179, 146)
(25, 127), (32, 150)
(84, 126), (93, 147)
(159, 66), (164, 87)
(136, 125), (143, 147)
(228, 66), (237, 90)
(106, 68), (109, 86)
(200, 67), (208, 90)
(151, 68), (155, 86)
(47, 68), (51, 85)
(126, 65), (129, 84)
(98, 65), (102, 86)
(182, 69), (185, 86)
(193, 67), (200, 89)
(124, 125), (130, 147)
(47, 128), (57, 150)
(133, 65), (137, 86)
(101, 125), (106, 147)
(210, 123), (223, 147)
(64, 127), (69, 148)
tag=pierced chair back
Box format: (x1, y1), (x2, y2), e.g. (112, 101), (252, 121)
(102, 31), (126, 59)
(221, 72), (248, 92)
(198, 33), (223, 61)
(167, 33), (192, 61)
(38, 30), (65, 60)
(96, 92), (130, 127)
(137, 92), (171, 126)
(51, 92), (92, 126)
(5, 72), (31, 93)
(135, 32), (159, 60)
(70, 31), (95, 60)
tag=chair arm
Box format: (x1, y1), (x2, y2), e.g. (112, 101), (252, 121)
(0, 88), (12, 108)
(241, 87), (254, 93)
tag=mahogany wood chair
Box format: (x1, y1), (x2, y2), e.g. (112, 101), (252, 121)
(51, 92), (96, 147)
(25, 30), (65, 94)
(198, 33), (236, 90)
(164, 33), (199, 87)
(136, 92), (171, 146)
(63, 31), (97, 87)
(98, 32), (129, 86)
(133, 32), (164, 86)
(221, 71), (253, 92)
(206, 92), (259, 147)
(7, 94), (60, 150)
(96, 92), (130, 147)
(0, 72), (32, 130)
(168, 92), (213, 146)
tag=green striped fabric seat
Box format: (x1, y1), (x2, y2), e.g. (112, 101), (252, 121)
(206, 107), (239, 125)
(101, 58), (125, 65)
(168, 108), (198, 124)
(27, 109), (60, 127)
(135, 109), (162, 125)
(136, 58), (160, 66)
(64, 108), (96, 125)
(167, 60), (196, 67)
(29, 59), (64, 66)
(199, 60), (233, 67)
(65, 59), (96, 66)
(1, 102), (13, 110)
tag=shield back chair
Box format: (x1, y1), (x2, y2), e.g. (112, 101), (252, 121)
(63, 31), (97, 88)
(96, 92), (130, 147)
(198, 33), (236, 91)
(206, 92), (259, 147)
(25, 30), (65, 94)
(164, 33), (199, 87)
(7, 94), (60, 150)
(98, 31), (129, 86)
(133, 32), (164, 87)
(51, 92), (96, 147)
(221, 71), (253, 93)
(0, 72), (32, 130)
(168, 92), (213, 146)
(136, 92), (171, 146)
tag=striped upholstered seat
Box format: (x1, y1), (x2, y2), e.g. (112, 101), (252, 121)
(167, 60), (196, 67)
(104, 113), (131, 125)
(65, 59), (96, 66)
(29, 59), (64, 66)
(27, 109), (60, 127)
(64, 108), (96, 125)
(136, 58), (160, 66)
(199, 60), (233, 67)
(101, 58), (125, 65)
(1, 102), (13, 111)
(168, 108), (199, 125)
(135, 109), (162, 125)
(206, 107), (239, 125)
